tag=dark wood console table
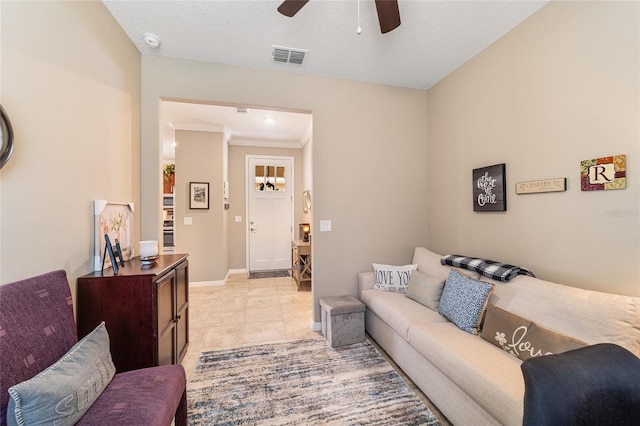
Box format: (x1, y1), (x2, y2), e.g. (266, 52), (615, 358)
(77, 254), (189, 373)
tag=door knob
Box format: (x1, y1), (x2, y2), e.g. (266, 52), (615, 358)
(250, 227), (257, 232)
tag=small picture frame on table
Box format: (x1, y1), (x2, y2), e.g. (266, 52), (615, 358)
(190, 182), (210, 209)
(94, 200), (134, 271)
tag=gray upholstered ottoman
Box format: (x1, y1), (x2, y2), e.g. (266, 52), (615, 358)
(319, 296), (366, 347)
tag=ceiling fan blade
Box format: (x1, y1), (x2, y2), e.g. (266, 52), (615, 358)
(375, 0), (401, 34)
(278, 0), (310, 17)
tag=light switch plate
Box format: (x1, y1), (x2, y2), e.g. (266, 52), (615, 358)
(184, 217), (193, 225)
(320, 220), (332, 232)
(235, 216), (242, 223)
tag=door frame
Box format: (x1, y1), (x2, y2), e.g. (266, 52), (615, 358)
(245, 154), (295, 271)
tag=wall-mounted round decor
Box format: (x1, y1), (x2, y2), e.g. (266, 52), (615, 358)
(0, 105), (14, 169)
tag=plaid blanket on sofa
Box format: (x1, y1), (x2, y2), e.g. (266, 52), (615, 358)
(441, 254), (535, 282)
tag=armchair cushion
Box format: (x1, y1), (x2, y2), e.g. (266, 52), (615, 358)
(6, 322), (115, 426)
(521, 343), (640, 426)
(77, 365), (187, 425)
(0, 270), (77, 423)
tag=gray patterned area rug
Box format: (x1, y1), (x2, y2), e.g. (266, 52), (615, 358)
(187, 338), (440, 425)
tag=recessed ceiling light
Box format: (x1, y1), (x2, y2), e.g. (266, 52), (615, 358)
(264, 117), (276, 125)
(142, 33), (161, 48)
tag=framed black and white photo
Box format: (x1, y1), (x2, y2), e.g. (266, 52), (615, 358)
(473, 163), (506, 212)
(190, 182), (209, 209)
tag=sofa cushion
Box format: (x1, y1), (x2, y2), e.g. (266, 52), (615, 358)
(372, 263), (418, 293)
(405, 271), (445, 311)
(7, 322), (115, 426)
(438, 270), (494, 334)
(408, 321), (524, 426)
(412, 247), (481, 280)
(491, 276), (640, 357)
(360, 289), (447, 341)
(481, 304), (587, 361)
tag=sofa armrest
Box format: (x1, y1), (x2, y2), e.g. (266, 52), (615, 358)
(359, 271), (375, 298)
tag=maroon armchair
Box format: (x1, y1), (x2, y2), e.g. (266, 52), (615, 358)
(0, 270), (187, 425)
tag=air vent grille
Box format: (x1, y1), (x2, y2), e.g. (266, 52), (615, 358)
(236, 107), (248, 114)
(272, 45), (308, 66)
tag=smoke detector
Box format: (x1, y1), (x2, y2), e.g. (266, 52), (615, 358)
(272, 45), (308, 65)
(142, 33), (161, 48)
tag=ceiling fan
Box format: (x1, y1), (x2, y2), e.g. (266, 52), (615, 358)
(278, 0), (401, 34)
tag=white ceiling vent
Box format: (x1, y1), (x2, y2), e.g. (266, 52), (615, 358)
(272, 45), (308, 66)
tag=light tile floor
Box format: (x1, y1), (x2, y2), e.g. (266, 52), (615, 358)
(181, 272), (319, 380)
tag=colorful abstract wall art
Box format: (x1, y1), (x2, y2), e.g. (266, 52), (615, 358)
(580, 155), (626, 191)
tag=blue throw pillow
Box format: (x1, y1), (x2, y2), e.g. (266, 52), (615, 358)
(438, 269), (494, 334)
(7, 322), (116, 426)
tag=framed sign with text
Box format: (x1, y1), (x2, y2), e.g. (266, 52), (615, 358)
(473, 163), (506, 212)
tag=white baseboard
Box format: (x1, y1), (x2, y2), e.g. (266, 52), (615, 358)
(190, 280), (225, 287)
(191, 269), (249, 287)
(310, 321), (322, 332)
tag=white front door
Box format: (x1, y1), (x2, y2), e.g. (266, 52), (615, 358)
(248, 156), (293, 272)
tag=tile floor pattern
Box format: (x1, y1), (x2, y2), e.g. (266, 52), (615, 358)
(182, 272), (451, 425)
(182, 272), (318, 380)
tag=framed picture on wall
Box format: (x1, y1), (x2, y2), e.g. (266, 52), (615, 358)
(190, 182), (210, 209)
(473, 163), (506, 212)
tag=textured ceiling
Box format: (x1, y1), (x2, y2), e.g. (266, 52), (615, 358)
(103, 0), (548, 156)
(104, 0), (547, 90)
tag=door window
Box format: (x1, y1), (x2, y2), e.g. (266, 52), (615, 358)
(255, 165), (286, 192)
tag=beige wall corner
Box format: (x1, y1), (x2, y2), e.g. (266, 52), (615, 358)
(0, 1), (140, 301)
(427, 1), (640, 296)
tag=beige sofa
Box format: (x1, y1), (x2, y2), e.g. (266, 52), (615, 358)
(358, 247), (640, 425)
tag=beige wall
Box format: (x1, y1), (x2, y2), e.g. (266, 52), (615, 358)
(427, 1), (640, 296)
(175, 130), (228, 281)
(301, 137), (313, 225)
(140, 57), (430, 322)
(227, 145), (305, 270)
(0, 1), (140, 300)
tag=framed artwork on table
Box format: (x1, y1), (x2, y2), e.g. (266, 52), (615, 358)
(190, 182), (210, 209)
(473, 163), (507, 212)
(94, 200), (134, 271)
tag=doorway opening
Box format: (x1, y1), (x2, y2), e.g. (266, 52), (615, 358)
(159, 99), (313, 280)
